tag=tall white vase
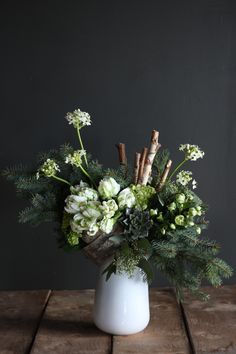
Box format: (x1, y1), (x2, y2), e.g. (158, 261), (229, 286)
(93, 262), (150, 335)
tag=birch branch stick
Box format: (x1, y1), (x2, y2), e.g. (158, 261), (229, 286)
(156, 159), (172, 191)
(141, 130), (160, 185)
(133, 152), (141, 184)
(138, 147), (148, 184)
(116, 143), (127, 167)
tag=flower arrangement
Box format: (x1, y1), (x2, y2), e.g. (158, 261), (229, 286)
(4, 108), (232, 300)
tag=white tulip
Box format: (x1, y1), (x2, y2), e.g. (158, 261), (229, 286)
(98, 177), (120, 199)
(118, 187), (136, 209)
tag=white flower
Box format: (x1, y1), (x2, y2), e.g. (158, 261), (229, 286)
(179, 144), (204, 161)
(70, 218), (99, 236)
(65, 150), (86, 167)
(118, 187), (136, 209)
(65, 195), (86, 214)
(65, 108), (91, 129)
(70, 181), (98, 201)
(87, 224), (99, 236)
(81, 201), (102, 219)
(65, 180), (120, 239)
(99, 199), (118, 218)
(176, 170), (192, 186)
(98, 177), (120, 199)
(192, 179), (197, 189)
(65, 182), (99, 214)
(99, 217), (115, 234)
(37, 159), (60, 179)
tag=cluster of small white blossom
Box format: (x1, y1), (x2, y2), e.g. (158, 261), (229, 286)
(192, 179), (197, 189)
(179, 144), (204, 161)
(65, 109), (91, 129)
(176, 170), (192, 186)
(36, 159), (60, 179)
(176, 170), (198, 189)
(65, 150), (86, 167)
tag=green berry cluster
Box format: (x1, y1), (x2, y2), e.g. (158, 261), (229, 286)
(151, 192), (203, 235)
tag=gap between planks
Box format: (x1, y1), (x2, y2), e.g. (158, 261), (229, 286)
(179, 301), (196, 354)
(27, 290), (52, 354)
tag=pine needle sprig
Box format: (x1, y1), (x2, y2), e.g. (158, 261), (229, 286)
(152, 148), (170, 186)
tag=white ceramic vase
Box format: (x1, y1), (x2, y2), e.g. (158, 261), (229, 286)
(93, 261), (150, 335)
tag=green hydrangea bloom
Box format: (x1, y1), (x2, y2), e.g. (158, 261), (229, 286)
(131, 184), (156, 210)
(67, 232), (80, 246)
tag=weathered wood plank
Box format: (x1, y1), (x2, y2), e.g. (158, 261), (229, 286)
(0, 290), (50, 354)
(113, 288), (190, 354)
(30, 290), (111, 354)
(182, 285), (236, 353)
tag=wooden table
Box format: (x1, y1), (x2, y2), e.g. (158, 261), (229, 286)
(0, 286), (236, 354)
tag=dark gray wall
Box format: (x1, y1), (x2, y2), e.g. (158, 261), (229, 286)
(1, 0), (235, 290)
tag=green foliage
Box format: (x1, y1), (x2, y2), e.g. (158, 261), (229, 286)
(137, 258), (154, 284)
(2, 144), (74, 229)
(3, 140), (233, 301)
(86, 159), (104, 184)
(104, 165), (132, 189)
(3, 164), (32, 183)
(152, 148), (170, 186)
(150, 225), (233, 300)
(114, 241), (141, 276)
(102, 262), (117, 281)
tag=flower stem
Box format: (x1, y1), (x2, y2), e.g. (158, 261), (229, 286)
(168, 159), (187, 181)
(52, 175), (71, 186)
(77, 128), (88, 167)
(79, 165), (97, 188)
(113, 211), (122, 223)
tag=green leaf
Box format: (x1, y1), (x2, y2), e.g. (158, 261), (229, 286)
(138, 258), (154, 284)
(102, 262), (117, 281)
(136, 239), (152, 257)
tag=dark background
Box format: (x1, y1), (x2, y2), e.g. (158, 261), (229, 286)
(0, 0), (235, 290)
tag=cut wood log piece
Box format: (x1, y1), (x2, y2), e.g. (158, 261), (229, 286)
(116, 143), (127, 166)
(141, 130), (160, 186)
(138, 147), (148, 184)
(156, 159), (172, 191)
(133, 152), (141, 184)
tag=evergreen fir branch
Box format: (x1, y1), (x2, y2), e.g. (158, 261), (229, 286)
(104, 165), (132, 189)
(157, 182), (178, 205)
(37, 149), (59, 164)
(86, 159), (105, 184)
(19, 207), (57, 226)
(152, 240), (178, 258)
(205, 257), (233, 285)
(15, 175), (51, 195)
(31, 192), (57, 210)
(67, 165), (83, 185)
(168, 228), (220, 255)
(2, 164), (32, 182)
(59, 143), (74, 160)
(152, 148), (170, 185)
